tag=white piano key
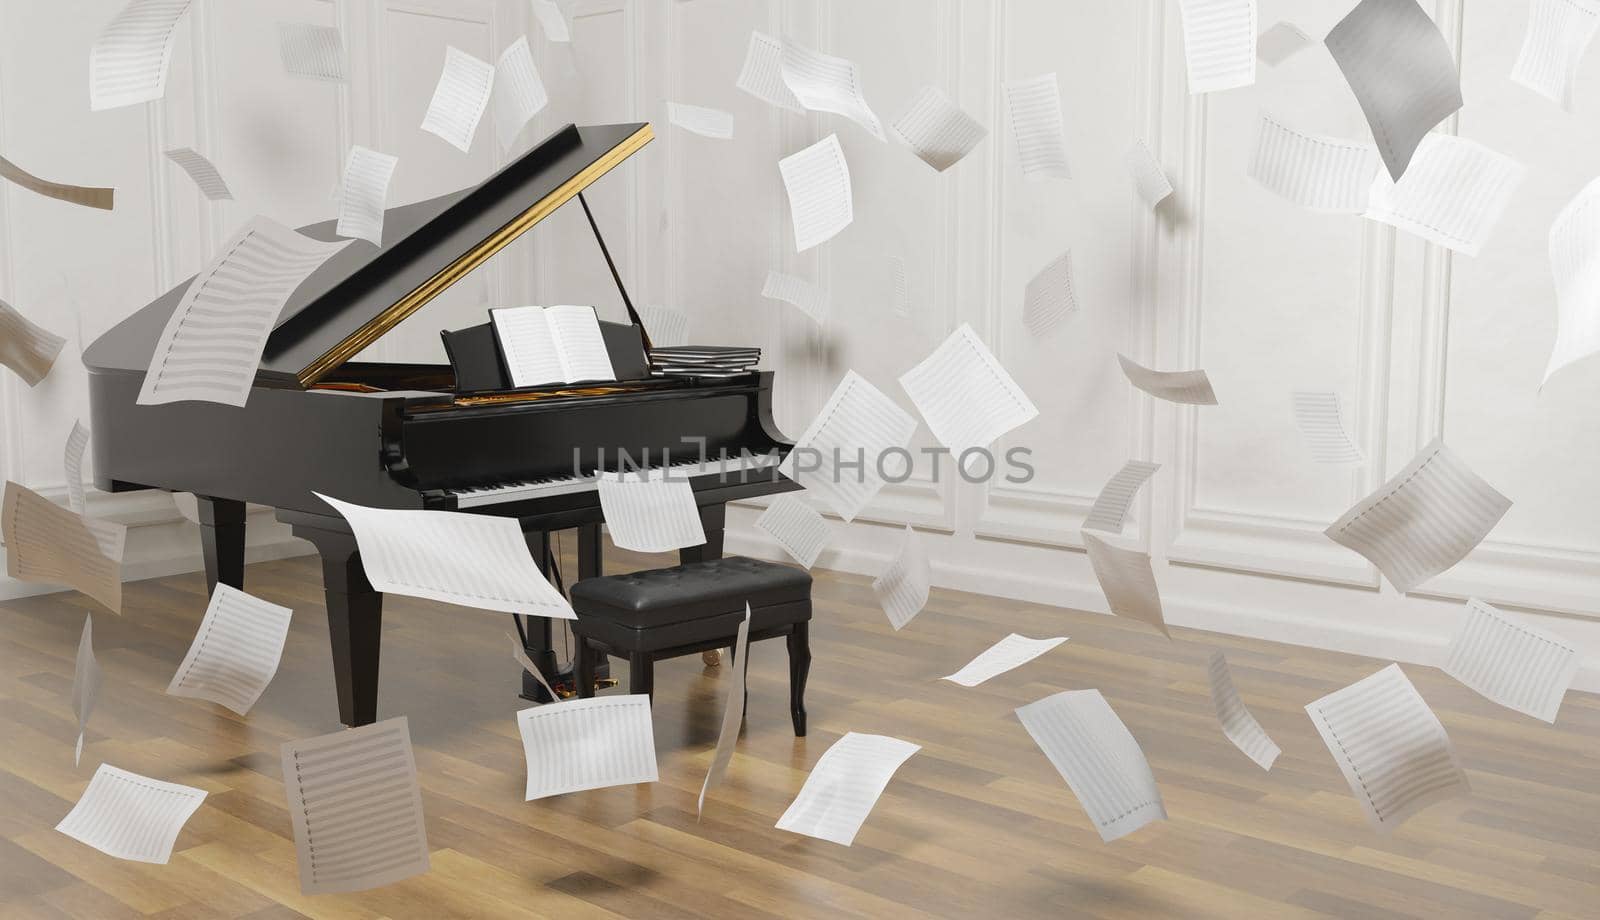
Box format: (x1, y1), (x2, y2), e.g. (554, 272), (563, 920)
(277, 21), (346, 82)
(775, 732), (919, 846)
(1118, 353), (1217, 405)
(596, 470), (707, 553)
(336, 146), (399, 247)
(779, 134), (854, 252)
(1443, 598), (1579, 723)
(890, 85), (986, 171)
(776, 370), (917, 522)
(56, 764), (206, 863)
(1082, 460), (1160, 534)
(519, 696), (659, 800)
(1016, 689), (1166, 842)
(942, 634), (1067, 688)
(1207, 651), (1280, 770)
(1082, 532), (1169, 639)
(166, 585), (293, 716)
(164, 148), (233, 201)
(757, 495), (833, 569)
(90, 0), (192, 110)
(421, 46), (494, 154)
(873, 524), (931, 631)
(0, 297), (67, 386)
(1002, 73), (1071, 179)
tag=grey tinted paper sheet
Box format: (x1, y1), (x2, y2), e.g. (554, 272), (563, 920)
(1443, 598), (1579, 723)
(1023, 250), (1078, 337)
(873, 524), (931, 631)
(780, 36), (884, 140)
(164, 148), (232, 201)
(775, 732), (920, 846)
(1248, 113), (1379, 213)
(165, 585), (293, 716)
(757, 495), (833, 569)
(779, 134), (854, 251)
(1083, 460), (1160, 534)
(1016, 689), (1166, 842)
(3, 481), (125, 614)
(942, 634), (1067, 688)
(889, 256), (911, 316)
(518, 695), (659, 800)
(1082, 532), (1169, 639)
(90, 0), (192, 111)
(421, 46), (494, 153)
(1292, 391), (1364, 464)
(56, 764), (206, 863)
(0, 298), (67, 385)
(1118, 354), (1218, 405)
(699, 606), (751, 818)
(776, 370), (918, 522)
(890, 85), (986, 171)
(1207, 651), (1280, 770)
(72, 613), (99, 766)
(596, 470), (707, 553)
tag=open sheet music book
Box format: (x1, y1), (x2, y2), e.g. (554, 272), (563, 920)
(490, 305), (617, 387)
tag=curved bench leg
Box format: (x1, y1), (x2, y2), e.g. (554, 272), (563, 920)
(787, 622), (810, 736)
(576, 640), (596, 699)
(629, 655), (654, 701)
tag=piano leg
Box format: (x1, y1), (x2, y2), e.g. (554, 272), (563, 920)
(520, 531), (561, 703)
(681, 504), (727, 667)
(196, 496), (246, 593)
(295, 526), (383, 728)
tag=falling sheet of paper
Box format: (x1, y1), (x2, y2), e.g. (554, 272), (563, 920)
(1365, 135), (1525, 257)
(761, 270), (829, 325)
(779, 134), (853, 251)
(0, 155), (115, 211)
(1258, 21), (1312, 67)
(668, 102), (734, 139)
(277, 22), (345, 82)
(1083, 460), (1160, 534)
(890, 85), (986, 171)
(491, 36), (548, 150)
(1124, 141), (1174, 207)
(1443, 598), (1579, 723)
(1023, 250), (1079, 337)
(889, 256), (911, 317)
(138, 217), (350, 407)
(1082, 532), (1169, 639)
(641, 305), (689, 347)
(282, 717), (429, 894)
(1002, 73), (1071, 179)
(900, 324), (1039, 457)
(56, 764), (206, 863)
(1306, 663), (1469, 832)
(780, 36), (884, 140)
(596, 470), (706, 553)
(63, 421), (90, 515)
(164, 148), (232, 201)
(736, 31), (803, 112)
(335, 146), (399, 247)
(1177, 0), (1257, 93)
(316, 493), (575, 618)
(1248, 113), (1380, 214)
(1207, 651), (1280, 770)
(1016, 689), (1166, 842)
(1324, 438), (1510, 594)
(421, 46), (494, 153)
(1510, 0), (1600, 110)
(942, 634), (1067, 688)
(699, 606), (751, 818)
(3, 482), (125, 614)
(72, 614), (99, 766)
(1118, 354), (1218, 406)
(89, 0), (192, 110)
(0, 298), (67, 386)
(1546, 175), (1600, 386)
(531, 0), (570, 43)
(1325, 0), (1463, 182)
(1292, 391), (1364, 464)
(519, 695), (659, 800)
(873, 524), (931, 631)
(165, 585), (293, 716)
(757, 495), (833, 569)
(775, 732), (919, 846)
(776, 370), (917, 522)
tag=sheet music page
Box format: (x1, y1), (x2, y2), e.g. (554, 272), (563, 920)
(1306, 664), (1469, 832)
(315, 493), (576, 619)
(166, 585), (293, 716)
(64, 421), (90, 515)
(776, 370), (917, 521)
(779, 134), (854, 252)
(544, 305), (617, 382)
(775, 732), (920, 846)
(1324, 438), (1511, 593)
(164, 148), (232, 201)
(1511, 0), (1600, 110)
(1248, 114), (1379, 214)
(1124, 141), (1174, 208)
(0, 298), (67, 386)
(761, 270), (829, 325)
(336, 145), (399, 247)
(779, 36), (885, 141)
(1443, 598), (1579, 723)
(873, 524), (931, 631)
(889, 256), (911, 317)
(491, 36), (548, 151)
(1082, 532), (1169, 639)
(137, 217), (350, 407)
(668, 102), (735, 140)
(1292, 391), (1364, 464)
(700, 607), (751, 818)
(640, 305), (689, 347)
(1083, 460), (1160, 534)
(1023, 250), (1078, 337)
(282, 717), (430, 893)
(3, 481), (125, 614)
(1002, 73), (1071, 179)
(757, 495), (833, 569)
(492, 306), (565, 387)
(1325, 0), (1463, 182)
(1545, 175), (1600, 386)
(0, 155), (115, 211)
(1365, 135), (1525, 257)
(890, 85), (986, 172)
(899, 324), (1039, 456)
(531, 0), (570, 43)
(1118, 353), (1218, 405)
(1177, 0), (1257, 93)
(736, 31), (804, 112)
(1257, 22), (1312, 67)
(421, 46), (494, 154)
(1207, 651), (1281, 770)
(56, 764), (206, 863)
(596, 470), (706, 553)
(519, 696), (659, 800)
(72, 613), (99, 766)
(1015, 690), (1167, 842)
(90, 0), (191, 110)
(942, 634), (1067, 688)
(277, 22), (346, 82)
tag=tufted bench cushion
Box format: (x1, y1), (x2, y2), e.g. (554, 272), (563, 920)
(569, 556), (812, 650)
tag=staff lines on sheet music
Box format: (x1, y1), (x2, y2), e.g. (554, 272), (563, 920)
(169, 601), (283, 691)
(1327, 446), (1445, 539)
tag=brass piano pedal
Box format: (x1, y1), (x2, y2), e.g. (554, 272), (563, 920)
(702, 649), (722, 667)
(592, 677), (620, 691)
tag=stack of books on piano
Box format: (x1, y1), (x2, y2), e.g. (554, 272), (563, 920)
(648, 345), (762, 379)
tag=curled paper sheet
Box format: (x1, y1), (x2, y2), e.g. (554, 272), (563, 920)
(761, 270), (829, 325)
(421, 46), (494, 153)
(873, 524), (932, 631)
(277, 22), (346, 82)
(779, 134), (854, 251)
(1325, 0), (1462, 182)
(775, 732), (920, 846)
(492, 36), (549, 151)
(699, 606), (751, 818)
(942, 634), (1067, 688)
(1082, 532), (1169, 639)
(165, 585), (293, 716)
(1257, 21), (1312, 67)
(3, 481), (125, 614)
(531, 0), (570, 43)
(1543, 175), (1600, 386)
(640, 305), (689, 347)
(736, 31), (803, 112)
(596, 470), (707, 553)
(90, 0), (192, 111)
(776, 370), (918, 522)
(316, 493), (575, 618)
(1002, 73), (1071, 179)
(1016, 689), (1166, 842)
(1022, 250), (1079, 337)
(518, 696), (659, 799)
(1323, 438), (1510, 594)
(1124, 141), (1174, 207)
(72, 613), (100, 766)
(1083, 460), (1160, 534)
(0, 155), (114, 211)
(1177, 0), (1257, 93)
(0, 298), (67, 386)
(780, 36), (884, 141)
(668, 102), (734, 140)
(900, 324), (1039, 457)
(890, 85), (986, 171)
(1306, 664), (1469, 832)
(336, 146), (398, 246)
(1510, 0), (1600, 110)
(1207, 651), (1280, 770)
(1247, 113), (1379, 214)
(1292, 391), (1364, 464)
(757, 495), (833, 569)
(1443, 598), (1579, 723)
(56, 764), (206, 863)
(1364, 135), (1525, 257)
(1118, 354), (1217, 405)
(164, 148), (232, 201)
(63, 421), (90, 516)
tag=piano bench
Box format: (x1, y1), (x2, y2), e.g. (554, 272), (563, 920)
(569, 556), (813, 736)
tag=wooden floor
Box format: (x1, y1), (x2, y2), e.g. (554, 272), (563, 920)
(2, 544), (1598, 920)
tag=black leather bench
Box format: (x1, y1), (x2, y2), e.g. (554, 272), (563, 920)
(570, 556), (813, 736)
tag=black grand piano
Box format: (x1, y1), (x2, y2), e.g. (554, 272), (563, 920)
(83, 122), (798, 727)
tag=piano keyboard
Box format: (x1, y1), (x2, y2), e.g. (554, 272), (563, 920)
(447, 454), (783, 508)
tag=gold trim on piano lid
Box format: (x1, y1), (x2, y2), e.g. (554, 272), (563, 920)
(294, 123), (656, 389)
(429, 383), (657, 409)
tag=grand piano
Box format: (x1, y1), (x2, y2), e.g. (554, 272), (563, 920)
(83, 122), (798, 727)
